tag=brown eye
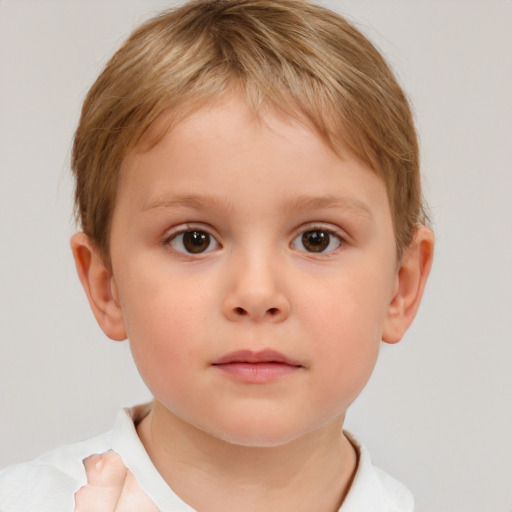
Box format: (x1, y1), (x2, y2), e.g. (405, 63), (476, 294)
(170, 229), (219, 254)
(302, 230), (329, 252)
(183, 230), (210, 253)
(292, 229), (341, 253)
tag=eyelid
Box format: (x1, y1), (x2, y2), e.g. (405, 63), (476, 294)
(295, 223), (347, 241)
(163, 222), (218, 240)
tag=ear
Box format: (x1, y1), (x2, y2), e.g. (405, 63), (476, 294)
(70, 232), (127, 341)
(382, 225), (434, 344)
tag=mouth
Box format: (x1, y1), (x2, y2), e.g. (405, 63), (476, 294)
(211, 349), (303, 383)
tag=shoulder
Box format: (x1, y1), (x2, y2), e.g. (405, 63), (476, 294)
(0, 405), (150, 512)
(341, 432), (415, 512)
(0, 430), (111, 512)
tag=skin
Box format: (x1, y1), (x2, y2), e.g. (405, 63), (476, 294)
(74, 452), (158, 512)
(72, 95), (433, 511)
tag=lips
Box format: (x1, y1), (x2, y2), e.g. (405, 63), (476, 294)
(212, 349), (302, 366)
(211, 350), (303, 383)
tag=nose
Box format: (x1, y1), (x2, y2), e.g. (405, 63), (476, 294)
(222, 255), (291, 323)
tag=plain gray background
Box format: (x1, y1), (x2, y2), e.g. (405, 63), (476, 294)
(0, 1), (510, 511)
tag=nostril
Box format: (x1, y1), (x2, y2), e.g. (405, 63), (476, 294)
(268, 307), (278, 316)
(235, 307), (247, 315)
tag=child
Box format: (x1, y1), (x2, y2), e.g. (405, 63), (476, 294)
(0, 0), (433, 510)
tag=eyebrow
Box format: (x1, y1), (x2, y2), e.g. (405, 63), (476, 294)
(142, 193), (372, 218)
(283, 194), (373, 218)
(142, 194), (234, 214)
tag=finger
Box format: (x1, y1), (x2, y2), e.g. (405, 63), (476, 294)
(114, 470), (160, 512)
(83, 451), (128, 487)
(74, 452), (128, 512)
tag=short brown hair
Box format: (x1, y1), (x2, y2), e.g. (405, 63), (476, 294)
(72, 0), (428, 261)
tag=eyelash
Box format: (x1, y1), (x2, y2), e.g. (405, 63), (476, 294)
(163, 225), (345, 255)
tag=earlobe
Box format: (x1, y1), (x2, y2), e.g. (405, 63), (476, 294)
(382, 225), (434, 344)
(70, 232), (127, 341)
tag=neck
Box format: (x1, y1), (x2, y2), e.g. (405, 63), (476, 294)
(137, 400), (358, 512)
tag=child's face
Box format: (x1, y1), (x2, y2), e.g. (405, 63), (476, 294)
(107, 95), (399, 446)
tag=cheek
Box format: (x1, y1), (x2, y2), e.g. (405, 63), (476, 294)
(127, 315), (189, 398)
(298, 276), (389, 405)
(314, 311), (381, 406)
(301, 270), (390, 347)
(312, 325), (380, 415)
(118, 274), (215, 395)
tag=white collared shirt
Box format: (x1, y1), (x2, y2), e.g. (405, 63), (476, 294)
(0, 404), (414, 511)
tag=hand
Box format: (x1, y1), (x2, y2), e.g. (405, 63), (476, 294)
(74, 451), (159, 511)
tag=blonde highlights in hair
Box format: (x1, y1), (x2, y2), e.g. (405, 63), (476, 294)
(72, 0), (428, 261)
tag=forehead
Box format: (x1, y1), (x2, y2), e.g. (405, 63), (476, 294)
(115, 95), (390, 223)
(126, 92), (367, 180)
